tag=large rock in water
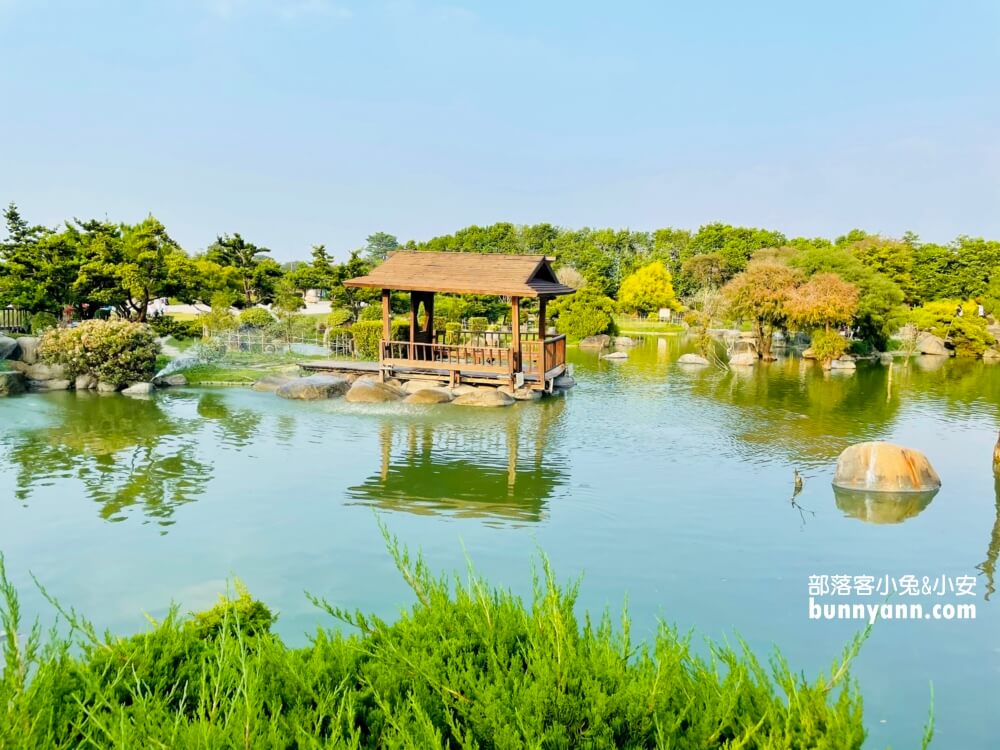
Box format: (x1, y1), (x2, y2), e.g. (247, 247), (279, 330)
(403, 379), (448, 394)
(833, 442), (941, 493)
(122, 382), (155, 396)
(578, 334), (611, 349)
(729, 352), (756, 366)
(0, 335), (18, 360)
(345, 379), (405, 403)
(677, 353), (709, 366)
(452, 388), (515, 407)
(252, 374), (295, 392)
(75, 374), (97, 391)
(9, 361), (66, 381)
(916, 332), (947, 356)
(0, 371), (26, 396)
(29, 378), (71, 391)
(14, 336), (39, 364)
(404, 387), (453, 404)
(275, 374), (349, 400)
(498, 385), (543, 401)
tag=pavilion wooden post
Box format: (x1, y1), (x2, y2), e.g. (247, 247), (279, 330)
(409, 291), (418, 361)
(380, 288), (391, 382)
(511, 296), (521, 388)
(537, 296), (547, 375)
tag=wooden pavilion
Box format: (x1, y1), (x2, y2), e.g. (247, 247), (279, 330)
(342, 251), (576, 391)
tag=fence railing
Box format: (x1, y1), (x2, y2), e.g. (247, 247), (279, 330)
(0, 308), (30, 332)
(381, 340), (514, 374)
(206, 328), (355, 357)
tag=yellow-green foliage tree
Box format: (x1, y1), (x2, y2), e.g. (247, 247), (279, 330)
(616, 261), (680, 316)
(910, 300), (995, 357)
(721, 259), (800, 359)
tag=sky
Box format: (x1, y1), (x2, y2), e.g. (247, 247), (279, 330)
(1, 0), (998, 261)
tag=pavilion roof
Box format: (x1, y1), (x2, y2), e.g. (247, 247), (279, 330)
(343, 251), (576, 297)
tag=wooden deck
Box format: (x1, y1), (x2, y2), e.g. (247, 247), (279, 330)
(300, 358), (567, 387)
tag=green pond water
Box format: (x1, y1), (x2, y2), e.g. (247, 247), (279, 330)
(2, 338), (999, 748)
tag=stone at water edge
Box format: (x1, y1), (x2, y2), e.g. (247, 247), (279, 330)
(403, 387), (453, 404)
(498, 385), (543, 401)
(601, 351), (628, 360)
(345, 379), (405, 403)
(252, 374), (295, 392)
(161, 373), (188, 387)
(14, 336), (39, 364)
(0, 335), (18, 360)
(8, 361), (66, 381)
(916, 332), (948, 356)
(402, 379), (448, 394)
(29, 378), (72, 391)
(122, 382), (155, 396)
(578, 334), (611, 349)
(801, 348), (816, 359)
(983, 349), (1000, 362)
(729, 352), (756, 366)
(450, 384), (478, 396)
(832, 441), (941, 493)
(613, 336), (637, 348)
(275, 374), (350, 401)
(97, 381), (119, 393)
(829, 358), (857, 371)
(677, 353), (709, 366)
(553, 374), (576, 389)
(452, 388), (515, 408)
(0, 371), (26, 396)
(75, 374), (97, 391)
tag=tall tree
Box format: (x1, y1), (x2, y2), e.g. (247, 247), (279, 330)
(363, 232), (399, 263)
(208, 233), (276, 305)
(722, 259), (800, 359)
(616, 261), (680, 315)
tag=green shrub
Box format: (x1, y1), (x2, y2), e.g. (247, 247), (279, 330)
(467, 316), (488, 333)
(202, 293), (238, 333)
(434, 295), (469, 323)
(351, 320), (383, 358)
(238, 307), (274, 328)
(810, 329), (849, 365)
(0, 537), (884, 749)
(148, 314), (202, 340)
(326, 308), (352, 329)
(30, 311), (58, 334)
(39, 319), (160, 386)
(359, 304), (382, 321)
(910, 300), (995, 357)
(552, 289), (618, 339)
(444, 321), (462, 344)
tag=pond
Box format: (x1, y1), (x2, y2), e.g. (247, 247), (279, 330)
(1, 337), (998, 748)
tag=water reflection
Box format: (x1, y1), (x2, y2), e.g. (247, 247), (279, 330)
(348, 399), (568, 525)
(832, 486), (938, 525)
(977, 475), (1000, 600)
(4, 392), (211, 527)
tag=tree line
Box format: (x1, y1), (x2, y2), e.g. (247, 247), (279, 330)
(2, 204), (998, 354)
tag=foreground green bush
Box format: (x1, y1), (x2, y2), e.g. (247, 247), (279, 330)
(30, 311), (59, 334)
(0, 533), (913, 750)
(38, 319), (159, 387)
(351, 320), (408, 359)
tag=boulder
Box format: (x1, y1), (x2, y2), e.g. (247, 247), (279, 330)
(729, 352), (757, 366)
(832, 442), (941, 493)
(452, 387), (515, 408)
(677, 353), (709, 366)
(345, 379), (405, 403)
(0, 371), (26, 396)
(879, 353), (894, 365)
(578, 335), (611, 349)
(450, 384), (479, 396)
(160, 373), (188, 387)
(801, 348), (816, 359)
(275, 374), (350, 400)
(0, 335), (18, 360)
(29, 378), (71, 391)
(983, 349), (1000, 362)
(601, 351), (628, 360)
(988, 324), (1000, 342)
(14, 336), (39, 364)
(614, 336), (637, 348)
(97, 381), (119, 393)
(10, 362), (66, 381)
(498, 385), (543, 401)
(404, 387), (453, 404)
(122, 382), (155, 396)
(829, 358), (857, 371)
(403, 379), (448, 394)
(252, 374), (295, 392)
(916, 332), (947, 356)
(75, 374), (97, 391)
(553, 374), (577, 389)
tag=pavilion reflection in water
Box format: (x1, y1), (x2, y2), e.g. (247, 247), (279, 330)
(347, 399), (567, 525)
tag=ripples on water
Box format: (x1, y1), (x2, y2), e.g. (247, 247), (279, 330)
(1, 336), (999, 748)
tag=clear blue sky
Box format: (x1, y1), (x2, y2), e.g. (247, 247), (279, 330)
(2, 1), (998, 260)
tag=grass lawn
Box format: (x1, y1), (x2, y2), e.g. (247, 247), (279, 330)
(613, 315), (685, 334)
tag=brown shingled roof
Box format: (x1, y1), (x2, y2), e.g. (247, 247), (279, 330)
(343, 251), (577, 297)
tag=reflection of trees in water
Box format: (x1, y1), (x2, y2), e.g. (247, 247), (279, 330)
(196, 393), (262, 448)
(348, 398), (568, 525)
(6, 393), (212, 527)
(977, 475), (1000, 601)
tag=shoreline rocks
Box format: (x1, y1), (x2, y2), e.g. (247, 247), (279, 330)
(678, 353), (709, 366)
(345, 379), (405, 403)
(452, 388), (515, 407)
(0, 371), (26, 396)
(404, 387), (454, 404)
(276, 374), (350, 400)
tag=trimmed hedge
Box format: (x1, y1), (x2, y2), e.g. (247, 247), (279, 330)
(351, 319), (409, 359)
(238, 307), (275, 329)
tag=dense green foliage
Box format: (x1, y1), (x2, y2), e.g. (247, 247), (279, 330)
(551, 289), (618, 339)
(0, 535), (888, 749)
(239, 307), (275, 329)
(29, 311), (58, 334)
(909, 301), (996, 357)
(351, 320), (409, 359)
(810, 329), (850, 366)
(147, 314), (202, 340)
(38, 320), (159, 386)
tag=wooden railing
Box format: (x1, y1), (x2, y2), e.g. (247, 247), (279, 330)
(522, 335), (566, 375)
(381, 340), (514, 375)
(0, 308), (30, 332)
